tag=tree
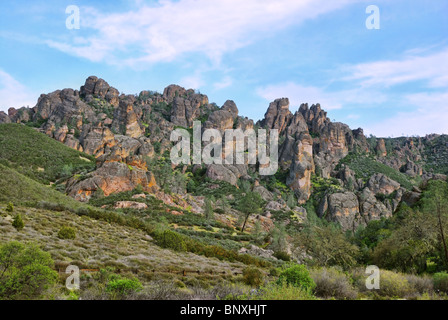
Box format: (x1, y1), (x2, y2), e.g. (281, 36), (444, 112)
(287, 193), (296, 209)
(295, 224), (359, 268)
(0, 241), (58, 299)
(270, 224), (288, 253)
(204, 197), (214, 220)
(237, 192), (263, 232)
(372, 210), (438, 273)
(218, 196), (230, 214)
(421, 180), (448, 265)
(12, 214), (24, 231)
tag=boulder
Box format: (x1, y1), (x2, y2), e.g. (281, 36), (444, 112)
(114, 201), (148, 210)
(319, 192), (360, 231)
(239, 245), (276, 260)
(0, 111), (11, 124)
(206, 164), (247, 186)
(66, 161), (157, 202)
(358, 188), (392, 223)
(366, 173), (400, 195)
(253, 185), (273, 201)
(375, 138), (387, 156)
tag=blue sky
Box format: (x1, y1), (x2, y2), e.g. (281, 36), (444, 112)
(0, 0), (447, 137)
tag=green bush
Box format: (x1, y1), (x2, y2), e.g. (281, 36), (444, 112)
(273, 251), (291, 262)
(310, 267), (357, 300)
(57, 226), (76, 240)
(251, 281), (316, 300)
(106, 276), (143, 297)
(277, 264), (316, 291)
(12, 213), (24, 231)
(154, 229), (187, 252)
(242, 267), (264, 287)
(377, 270), (412, 298)
(6, 202), (14, 212)
(433, 272), (448, 293)
(0, 241), (58, 300)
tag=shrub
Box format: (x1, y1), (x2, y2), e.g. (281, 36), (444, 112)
(406, 274), (434, 295)
(106, 276), (143, 297)
(58, 226), (76, 240)
(310, 267), (357, 300)
(273, 251), (291, 262)
(277, 264), (316, 291)
(154, 229), (187, 252)
(242, 267), (264, 287)
(6, 202), (14, 212)
(377, 270), (412, 298)
(12, 213), (24, 231)
(0, 241), (58, 300)
(433, 272), (448, 293)
(251, 281), (316, 300)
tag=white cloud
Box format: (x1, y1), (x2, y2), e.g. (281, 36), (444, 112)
(0, 70), (36, 112)
(344, 48), (448, 88)
(46, 0), (360, 66)
(213, 76), (233, 90)
(256, 82), (386, 111)
(179, 74), (204, 90)
(364, 92), (448, 137)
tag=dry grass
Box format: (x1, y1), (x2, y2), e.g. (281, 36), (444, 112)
(0, 204), (246, 281)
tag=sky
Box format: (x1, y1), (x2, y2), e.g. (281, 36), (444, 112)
(0, 0), (447, 137)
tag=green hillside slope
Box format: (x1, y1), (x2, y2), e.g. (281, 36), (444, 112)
(0, 163), (84, 209)
(0, 123), (95, 184)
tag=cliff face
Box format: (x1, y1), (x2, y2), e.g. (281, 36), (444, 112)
(1, 76), (446, 229)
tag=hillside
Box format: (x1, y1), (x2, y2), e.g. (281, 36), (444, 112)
(0, 123), (96, 185)
(0, 76), (447, 301)
(0, 163), (84, 210)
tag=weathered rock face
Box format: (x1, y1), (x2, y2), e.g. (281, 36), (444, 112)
(265, 200), (286, 212)
(167, 85), (209, 128)
(336, 164), (362, 191)
(8, 107), (34, 123)
(80, 75), (119, 107)
(261, 98), (292, 135)
(404, 161), (423, 177)
(81, 126), (116, 156)
(358, 188), (392, 223)
(111, 98), (143, 138)
(366, 173), (400, 195)
(221, 100), (238, 118)
(239, 245), (276, 260)
(204, 109), (234, 132)
(0, 111), (11, 124)
(253, 185), (273, 201)
(313, 122), (351, 178)
(286, 132), (315, 204)
(114, 201), (148, 210)
(299, 103), (329, 134)
(376, 138), (387, 156)
(66, 161), (157, 202)
(318, 192), (360, 231)
(205, 164), (248, 186)
(34, 88), (93, 126)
